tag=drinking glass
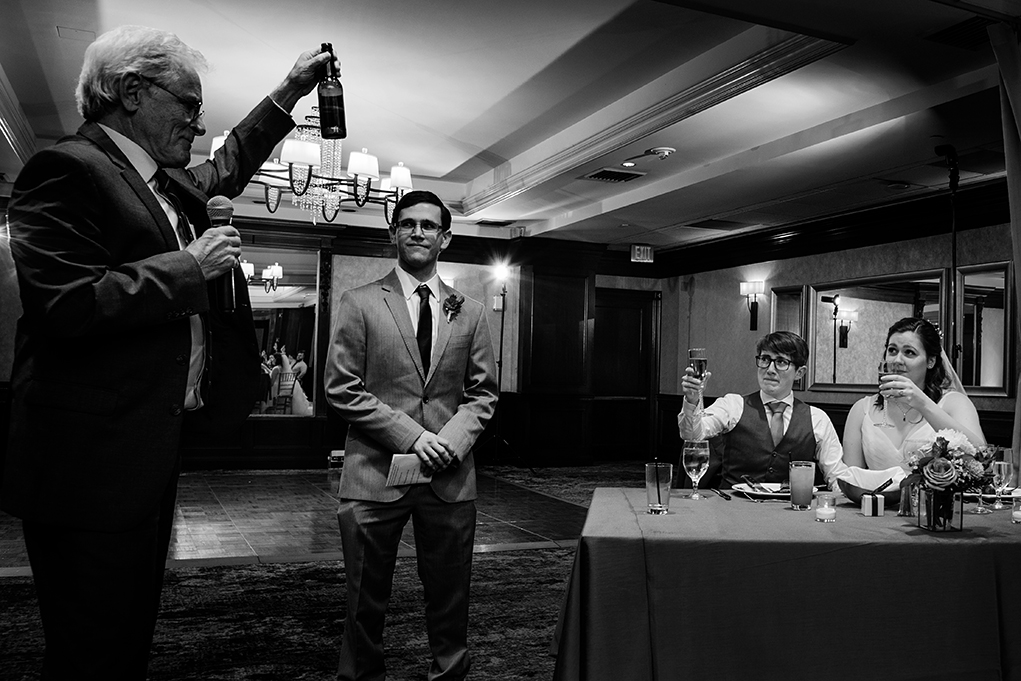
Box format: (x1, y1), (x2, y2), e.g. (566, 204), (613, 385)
(872, 361), (904, 428)
(681, 440), (710, 500)
(969, 445), (995, 515)
(646, 462), (673, 514)
(688, 348), (708, 415)
(789, 461), (816, 510)
(992, 460), (1013, 510)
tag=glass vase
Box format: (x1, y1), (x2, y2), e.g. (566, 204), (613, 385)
(917, 487), (963, 532)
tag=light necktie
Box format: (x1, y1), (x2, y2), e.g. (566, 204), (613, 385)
(154, 169), (193, 247)
(416, 284), (432, 376)
(767, 401), (787, 447)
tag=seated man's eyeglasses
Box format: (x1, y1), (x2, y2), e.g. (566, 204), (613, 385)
(141, 76), (204, 123)
(395, 219), (444, 234)
(755, 354), (793, 371)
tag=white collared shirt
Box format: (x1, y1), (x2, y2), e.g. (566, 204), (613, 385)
(98, 123), (204, 410)
(678, 390), (848, 489)
(394, 266), (440, 349)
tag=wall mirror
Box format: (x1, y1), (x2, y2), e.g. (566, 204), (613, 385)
(244, 244), (320, 417)
(956, 262), (1013, 396)
(808, 270), (944, 391)
(771, 285), (807, 391)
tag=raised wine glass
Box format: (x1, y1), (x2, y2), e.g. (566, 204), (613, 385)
(992, 460), (1014, 510)
(688, 348), (708, 416)
(872, 361), (904, 429)
(682, 440), (711, 500)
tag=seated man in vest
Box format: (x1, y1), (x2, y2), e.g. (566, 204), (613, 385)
(677, 331), (846, 490)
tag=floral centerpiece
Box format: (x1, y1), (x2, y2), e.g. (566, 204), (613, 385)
(899, 429), (992, 530)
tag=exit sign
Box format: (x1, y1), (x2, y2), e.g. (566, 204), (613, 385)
(630, 244), (654, 263)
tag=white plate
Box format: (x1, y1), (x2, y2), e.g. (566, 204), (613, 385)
(732, 482), (789, 499)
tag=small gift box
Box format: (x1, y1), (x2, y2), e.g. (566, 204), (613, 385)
(861, 493), (884, 517)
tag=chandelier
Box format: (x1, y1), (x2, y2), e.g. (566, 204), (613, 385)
(218, 108), (413, 225)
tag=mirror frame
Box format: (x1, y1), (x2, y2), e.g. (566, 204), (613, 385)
(954, 261), (1014, 398)
(770, 284), (808, 392)
(807, 269), (947, 392)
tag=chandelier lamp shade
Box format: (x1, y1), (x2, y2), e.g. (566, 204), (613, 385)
(209, 108), (413, 225)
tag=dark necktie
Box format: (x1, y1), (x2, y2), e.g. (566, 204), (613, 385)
(154, 169), (193, 246)
(416, 284), (432, 376)
(767, 401), (788, 446)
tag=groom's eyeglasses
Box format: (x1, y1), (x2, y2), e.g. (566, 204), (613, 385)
(755, 355), (793, 371)
(395, 219), (444, 235)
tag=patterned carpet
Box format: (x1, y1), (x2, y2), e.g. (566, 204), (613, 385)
(0, 464), (641, 681)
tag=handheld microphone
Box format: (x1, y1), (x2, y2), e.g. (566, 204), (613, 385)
(206, 196), (237, 312)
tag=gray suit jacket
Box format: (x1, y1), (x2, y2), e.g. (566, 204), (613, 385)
(325, 269), (498, 503)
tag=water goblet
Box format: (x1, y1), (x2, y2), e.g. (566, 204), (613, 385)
(681, 440), (710, 500)
(992, 460), (1013, 511)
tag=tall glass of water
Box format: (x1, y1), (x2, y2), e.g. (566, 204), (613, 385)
(992, 460), (1014, 510)
(682, 440), (711, 500)
(688, 348), (708, 415)
(872, 361), (904, 428)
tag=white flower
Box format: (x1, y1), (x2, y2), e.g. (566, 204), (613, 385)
(932, 429), (976, 456)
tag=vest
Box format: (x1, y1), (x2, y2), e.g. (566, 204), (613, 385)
(721, 393), (819, 488)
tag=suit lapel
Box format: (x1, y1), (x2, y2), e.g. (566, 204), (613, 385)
(78, 122), (182, 252)
(432, 283), (456, 378)
(381, 271), (427, 381)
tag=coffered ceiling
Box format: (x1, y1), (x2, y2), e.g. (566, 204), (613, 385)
(1, 0), (1018, 252)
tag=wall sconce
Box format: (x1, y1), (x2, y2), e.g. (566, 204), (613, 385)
(241, 260), (284, 293)
(740, 281), (765, 330)
(836, 308), (858, 348)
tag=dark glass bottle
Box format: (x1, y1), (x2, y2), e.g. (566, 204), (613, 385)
(318, 42), (346, 139)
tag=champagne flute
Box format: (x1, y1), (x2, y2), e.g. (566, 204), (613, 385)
(992, 460), (1013, 510)
(872, 361), (904, 428)
(682, 440), (711, 500)
(688, 348), (708, 416)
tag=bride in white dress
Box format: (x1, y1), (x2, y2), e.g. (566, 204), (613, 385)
(842, 317), (986, 470)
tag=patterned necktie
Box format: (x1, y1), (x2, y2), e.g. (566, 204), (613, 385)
(416, 284), (432, 376)
(767, 401), (788, 447)
(154, 169), (193, 246)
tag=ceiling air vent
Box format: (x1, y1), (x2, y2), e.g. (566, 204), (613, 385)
(581, 167), (647, 183)
(924, 16), (994, 51)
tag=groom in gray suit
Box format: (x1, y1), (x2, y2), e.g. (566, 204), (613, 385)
(325, 190), (498, 681)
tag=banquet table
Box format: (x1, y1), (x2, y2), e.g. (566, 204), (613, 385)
(552, 487), (1021, 681)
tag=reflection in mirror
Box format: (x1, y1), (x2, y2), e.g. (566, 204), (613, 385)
(958, 263), (1012, 394)
(771, 286), (806, 391)
(244, 245), (319, 417)
(810, 271), (942, 390)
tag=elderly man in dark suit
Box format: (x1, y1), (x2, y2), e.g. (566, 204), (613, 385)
(325, 190), (498, 681)
(1, 25), (335, 679)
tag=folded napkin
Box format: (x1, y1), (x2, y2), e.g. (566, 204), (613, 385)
(837, 465), (906, 490)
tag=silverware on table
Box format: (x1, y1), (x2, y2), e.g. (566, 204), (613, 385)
(710, 488), (732, 501)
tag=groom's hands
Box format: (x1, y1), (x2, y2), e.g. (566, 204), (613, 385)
(411, 431), (455, 473)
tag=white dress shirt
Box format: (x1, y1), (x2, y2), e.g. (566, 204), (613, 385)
(678, 390), (848, 489)
(394, 266), (440, 351)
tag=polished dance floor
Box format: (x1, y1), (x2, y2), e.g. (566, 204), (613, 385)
(0, 469), (588, 577)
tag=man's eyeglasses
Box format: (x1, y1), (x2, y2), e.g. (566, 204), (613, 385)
(755, 355), (794, 371)
(142, 76), (204, 124)
(395, 219), (444, 235)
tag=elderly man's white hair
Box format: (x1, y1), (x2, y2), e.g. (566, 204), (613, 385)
(75, 25), (208, 121)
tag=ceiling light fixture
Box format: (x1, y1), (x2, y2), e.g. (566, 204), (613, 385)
(620, 146), (676, 168)
(216, 108), (414, 225)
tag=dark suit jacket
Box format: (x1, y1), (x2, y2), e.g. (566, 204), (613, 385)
(324, 269), (499, 503)
(2, 97), (295, 531)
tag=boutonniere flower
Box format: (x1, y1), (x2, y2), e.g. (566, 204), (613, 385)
(443, 294), (464, 323)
